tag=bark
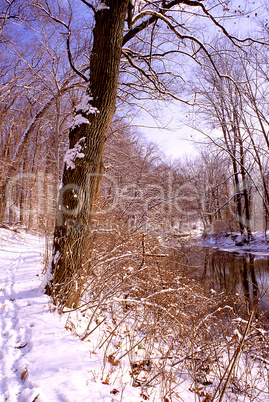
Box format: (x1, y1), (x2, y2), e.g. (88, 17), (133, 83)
(232, 160), (244, 235)
(47, 0), (129, 307)
(221, 124), (244, 235)
(239, 140), (251, 241)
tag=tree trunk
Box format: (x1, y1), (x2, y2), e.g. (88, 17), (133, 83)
(0, 182), (8, 223)
(46, 0), (129, 307)
(232, 161), (244, 235)
(237, 126), (251, 241)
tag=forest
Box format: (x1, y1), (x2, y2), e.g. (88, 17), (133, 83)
(0, 1), (269, 401)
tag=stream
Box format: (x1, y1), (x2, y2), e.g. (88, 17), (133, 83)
(181, 245), (269, 313)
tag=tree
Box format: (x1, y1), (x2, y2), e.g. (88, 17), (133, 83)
(186, 46), (255, 239)
(0, 13), (85, 227)
(186, 33), (269, 239)
(179, 148), (232, 232)
(239, 51), (269, 235)
(40, 0), (264, 307)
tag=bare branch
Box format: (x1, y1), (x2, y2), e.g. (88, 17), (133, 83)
(32, 2), (89, 82)
(79, 0), (95, 14)
(190, 126), (269, 214)
(66, 35), (89, 82)
(127, 10), (223, 79)
(123, 0), (267, 47)
(122, 49), (193, 105)
(0, 0), (17, 34)
(210, 192), (243, 216)
(123, 0), (205, 45)
(8, 77), (84, 174)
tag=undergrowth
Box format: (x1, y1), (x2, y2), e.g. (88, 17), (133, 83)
(46, 230), (269, 401)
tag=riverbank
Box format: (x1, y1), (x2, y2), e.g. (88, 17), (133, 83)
(196, 231), (269, 257)
(1, 228), (268, 401)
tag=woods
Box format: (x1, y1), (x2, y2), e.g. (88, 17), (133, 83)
(0, 0), (269, 307)
(1, 3), (269, 400)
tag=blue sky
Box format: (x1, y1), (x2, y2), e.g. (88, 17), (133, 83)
(130, 0), (267, 161)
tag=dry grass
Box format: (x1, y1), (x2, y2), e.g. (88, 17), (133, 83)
(51, 229), (269, 401)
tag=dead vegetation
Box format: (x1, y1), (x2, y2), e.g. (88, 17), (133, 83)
(48, 229), (269, 401)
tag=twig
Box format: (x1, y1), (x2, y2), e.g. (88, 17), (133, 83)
(213, 310), (254, 402)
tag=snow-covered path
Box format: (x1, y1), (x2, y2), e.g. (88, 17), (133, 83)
(0, 229), (140, 402)
(1, 229), (268, 401)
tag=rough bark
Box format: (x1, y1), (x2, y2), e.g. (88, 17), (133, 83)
(239, 138), (251, 241)
(47, 0), (129, 307)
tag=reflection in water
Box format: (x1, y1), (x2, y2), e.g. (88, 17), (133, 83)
(202, 250), (269, 312)
(181, 247), (269, 313)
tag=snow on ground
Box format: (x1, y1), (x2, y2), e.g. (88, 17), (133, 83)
(197, 231), (269, 256)
(0, 229), (142, 402)
(1, 228), (268, 402)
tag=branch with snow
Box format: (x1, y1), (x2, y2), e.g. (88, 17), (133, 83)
(71, 114), (90, 130)
(96, 2), (110, 12)
(75, 94), (99, 115)
(64, 138), (86, 170)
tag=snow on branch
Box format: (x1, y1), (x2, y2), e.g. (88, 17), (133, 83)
(64, 137), (86, 170)
(71, 114), (89, 130)
(75, 94), (99, 115)
(96, 2), (110, 12)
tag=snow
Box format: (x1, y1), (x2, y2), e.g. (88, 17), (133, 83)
(70, 114), (89, 130)
(96, 3), (110, 12)
(53, 250), (61, 265)
(0, 229), (141, 401)
(70, 95), (99, 132)
(0, 228), (268, 401)
(75, 94), (99, 116)
(197, 231), (269, 257)
(64, 138), (85, 170)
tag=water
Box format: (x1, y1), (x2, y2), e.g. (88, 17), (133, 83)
(181, 246), (269, 312)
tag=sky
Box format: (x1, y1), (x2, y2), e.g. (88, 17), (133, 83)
(2, 0), (266, 163)
(130, 0), (267, 161)
(130, 104), (198, 160)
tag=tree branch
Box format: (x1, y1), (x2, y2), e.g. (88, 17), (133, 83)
(126, 10), (222, 79)
(0, 0), (16, 34)
(66, 35), (89, 82)
(123, 0), (204, 45)
(122, 49), (193, 105)
(209, 192), (243, 216)
(79, 0), (95, 14)
(32, 2), (89, 82)
(9, 79), (84, 174)
(123, 0), (267, 47)
(190, 126), (269, 214)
